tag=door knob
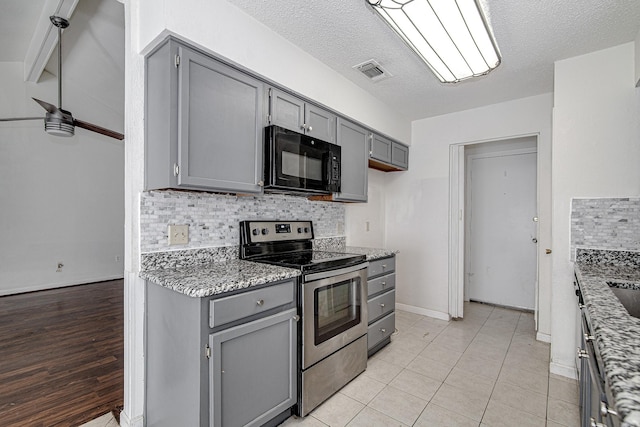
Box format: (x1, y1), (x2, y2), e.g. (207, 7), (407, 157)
(532, 238), (538, 243)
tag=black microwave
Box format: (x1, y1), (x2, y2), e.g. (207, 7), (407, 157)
(264, 125), (341, 194)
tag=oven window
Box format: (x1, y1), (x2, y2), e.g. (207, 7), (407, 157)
(281, 150), (323, 181)
(314, 278), (361, 345)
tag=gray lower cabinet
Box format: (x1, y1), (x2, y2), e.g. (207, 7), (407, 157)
(367, 256), (396, 356)
(369, 133), (409, 172)
(267, 87), (336, 143)
(209, 309), (297, 427)
(146, 279), (297, 427)
(333, 118), (369, 202)
(146, 38), (264, 193)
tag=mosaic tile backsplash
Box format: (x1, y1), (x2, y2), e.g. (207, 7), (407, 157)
(571, 197), (640, 259)
(140, 190), (346, 253)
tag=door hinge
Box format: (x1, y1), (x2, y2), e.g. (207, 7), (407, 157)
(173, 163), (180, 176)
(205, 344), (211, 359)
(175, 54), (180, 68)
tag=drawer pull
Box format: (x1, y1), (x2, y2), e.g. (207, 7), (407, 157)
(256, 299), (265, 306)
(381, 281), (387, 287)
(380, 303), (385, 308)
(382, 264), (387, 269)
(380, 328), (386, 333)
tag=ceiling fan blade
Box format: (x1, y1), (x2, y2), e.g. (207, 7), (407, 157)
(74, 119), (124, 140)
(0, 117), (44, 122)
(32, 98), (59, 114)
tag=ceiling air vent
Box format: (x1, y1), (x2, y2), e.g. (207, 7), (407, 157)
(353, 59), (392, 82)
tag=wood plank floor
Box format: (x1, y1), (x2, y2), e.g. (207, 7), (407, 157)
(0, 280), (124, 427)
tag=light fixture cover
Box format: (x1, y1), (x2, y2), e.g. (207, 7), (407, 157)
(367, 0), (501, 83)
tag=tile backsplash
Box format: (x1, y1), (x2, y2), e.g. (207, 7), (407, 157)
(571, 197), (640, 259)
(140, 190), (345, 253)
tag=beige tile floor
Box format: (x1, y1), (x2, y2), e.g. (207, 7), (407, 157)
(82, 302), (578, 427)
(283, 302), (579, 427)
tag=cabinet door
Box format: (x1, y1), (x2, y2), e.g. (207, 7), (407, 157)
(391, 142), (409, 170)
(370, 133), (392, 163)
(333, 118), (368, 202)
(209, 308), (297, 427)
(305, 104), (337, 143)
(177, 46), (264, 193)
(268, 88), (305, 132)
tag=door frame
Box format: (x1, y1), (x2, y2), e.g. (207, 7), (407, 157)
(448, 133), (540, 321)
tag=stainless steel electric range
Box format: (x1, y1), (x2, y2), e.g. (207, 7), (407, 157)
(239, 220), (369, 416)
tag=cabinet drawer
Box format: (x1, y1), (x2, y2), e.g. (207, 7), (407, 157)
(209, 280), (295, 328)
(368, 312), (395, 351)
(368, 273), (395, 297)
(367, 290), (395, 324)
(368, 257), (395, 278)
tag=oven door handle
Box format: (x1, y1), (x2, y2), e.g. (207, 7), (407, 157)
(304, 262), (369, 282)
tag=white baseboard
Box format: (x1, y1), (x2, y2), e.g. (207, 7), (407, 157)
(536, 331), (551, 343)
(0, 275), (124, 296)
(550, 361), (577, 380)
(396, 302), (451, 321)
(119, 411), (144, 427)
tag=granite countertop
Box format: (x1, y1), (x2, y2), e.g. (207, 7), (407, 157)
(574, 261), (640, 426)
(140, 259), (301, 298)
(343, 246), (398, 261)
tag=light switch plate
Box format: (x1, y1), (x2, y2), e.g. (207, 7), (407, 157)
(168, 224), (189, 245)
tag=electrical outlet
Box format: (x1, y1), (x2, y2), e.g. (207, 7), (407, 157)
(168, 224), (189, 245)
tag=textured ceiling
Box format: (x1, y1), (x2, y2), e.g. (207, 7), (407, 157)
(226, 0), (640, 120)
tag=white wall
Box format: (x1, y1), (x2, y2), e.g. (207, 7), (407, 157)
(0, 61), (125, 295)
(550, 42), (640, 377)
(345, 169), (387, 248)
(122, 1), (412, 424)
(385, 94), (553, 326)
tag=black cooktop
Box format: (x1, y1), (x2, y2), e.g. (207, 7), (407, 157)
(251, 250), (366, 273)
(239, 220), (366, 274)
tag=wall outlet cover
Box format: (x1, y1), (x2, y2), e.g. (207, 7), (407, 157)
(168, 224), (189, 245)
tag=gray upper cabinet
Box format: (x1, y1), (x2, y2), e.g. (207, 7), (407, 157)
(146, 39), (264, 194)
(369, 132), (409, 172)
(370, 134), (392, 164)
(391, 142), (409, 170)
(334, 118), (368, 202)
(268, 88), (337, 143)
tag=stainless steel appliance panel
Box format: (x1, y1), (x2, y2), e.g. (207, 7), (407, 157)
(300, 335), (367, 416)
(302, 267), (368, 369)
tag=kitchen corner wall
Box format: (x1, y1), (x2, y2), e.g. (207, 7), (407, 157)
(552, 42), (640, 378)
(140, 190), (345, 253)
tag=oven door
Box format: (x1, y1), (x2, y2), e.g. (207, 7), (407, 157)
(302, 265), (368, 369)
(266, 126), (341, 193)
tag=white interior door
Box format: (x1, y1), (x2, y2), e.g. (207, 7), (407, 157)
(466, 150), (537, 310)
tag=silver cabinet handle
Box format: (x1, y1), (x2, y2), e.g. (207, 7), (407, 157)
(292, 315), (300, 322)
(257, 180), (264, 187)
(308, 125), (313, 131)
(382, 264), (387, 269)
(301, 123), (312, 132)
(600, 401), (619, 418)
(577, 348), (589, 359)
(381, 281), (387, 287)
(256, 299), (264, 306)
(584, 333), (594, 342)
(380, 303), (385, 308)
(380, 328), (386, 333)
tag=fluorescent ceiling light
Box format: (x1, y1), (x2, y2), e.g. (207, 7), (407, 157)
(367, 0), (501, 83)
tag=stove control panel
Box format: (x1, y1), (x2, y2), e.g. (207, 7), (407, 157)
(243, 220), (314, 243)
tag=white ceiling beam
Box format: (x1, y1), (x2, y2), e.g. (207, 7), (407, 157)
(23, 0), (79, 83)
